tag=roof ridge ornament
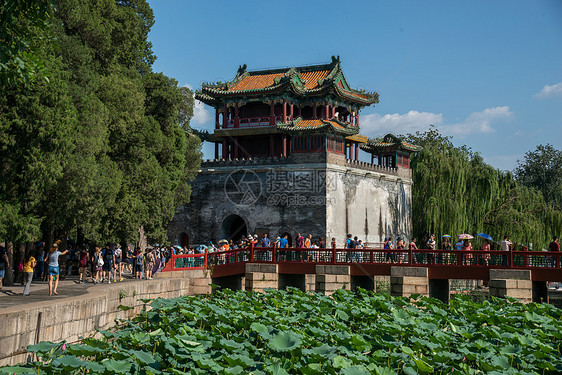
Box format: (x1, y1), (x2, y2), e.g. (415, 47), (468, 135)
(236, 64), (247, 77)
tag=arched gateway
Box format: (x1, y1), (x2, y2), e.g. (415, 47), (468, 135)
(221, 214), (248, 242)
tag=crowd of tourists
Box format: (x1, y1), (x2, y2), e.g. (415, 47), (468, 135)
(178, 232), (561, 267)
(0, 241), (174, 296)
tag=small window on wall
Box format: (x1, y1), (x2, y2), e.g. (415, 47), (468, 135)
(335, 137), (344, 153)
(327, 135), (335, 151)
(397, 152), (403, 166)
(403, 153), (409, 168)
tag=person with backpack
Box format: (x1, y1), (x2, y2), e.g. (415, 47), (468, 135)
(135, 250), (144, 279)
(92, 247), (103, 284)
(101, 244), (115, 283)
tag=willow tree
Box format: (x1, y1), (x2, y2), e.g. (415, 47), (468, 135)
(405, 127), (561, 249)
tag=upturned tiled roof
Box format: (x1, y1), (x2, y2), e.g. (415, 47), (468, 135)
(196, 57), (378, 106)
(276, 117), (358, 136)
(360, 134), (422, 153)
(228, 72), (285, 91)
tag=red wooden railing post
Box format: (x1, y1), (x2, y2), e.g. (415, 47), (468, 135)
(250, 243), (254, 262)
(332, 243), (337, 264)
(556, 253), (560, 269)
(509, 248), (513, 268)
(456, 251), (462, 266)
(370, 250), (374, 264)
(408, 246), (413, 266)
(171, 254), (176, 271)
(272, 244), (277, 262)
(204, 249), (208, 268)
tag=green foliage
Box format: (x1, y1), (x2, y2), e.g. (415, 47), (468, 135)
(0, 0), (201, 245)
(3, 289), (562, 374)
(515, 144), (562, 211)
(404, 127), (562, 249)
(0, 0), (55, 87)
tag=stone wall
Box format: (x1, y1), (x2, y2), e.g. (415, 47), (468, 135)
(326, 165), (413, 246)
(168, 152), (413, 247)
(0, 272), (210, 366)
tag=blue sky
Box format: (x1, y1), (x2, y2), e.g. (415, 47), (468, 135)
(147, 0), (562, 170)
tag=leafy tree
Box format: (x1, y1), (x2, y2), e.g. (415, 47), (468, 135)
(0, 0), (55, 87)
(0, 0), (201, 253)
(404, 127), (562, 249)
(514, 144), (562, 210)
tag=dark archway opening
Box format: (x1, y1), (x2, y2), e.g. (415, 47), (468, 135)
(180, 232), (189, 248)
(221, 214), (248, 242)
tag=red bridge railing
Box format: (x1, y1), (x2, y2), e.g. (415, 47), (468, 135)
(162, 245), (561, 272)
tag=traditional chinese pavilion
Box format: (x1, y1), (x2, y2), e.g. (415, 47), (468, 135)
(168, 58), (421, 249)
(196, 56), (378, 161)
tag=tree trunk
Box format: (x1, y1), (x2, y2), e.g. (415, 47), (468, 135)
(4, 242), (14, 286)
(138, 226), (147, 251)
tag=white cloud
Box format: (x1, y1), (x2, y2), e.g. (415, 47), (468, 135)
(183, 83), (212, 127)
(534, 82), (562, 98)
(192, 99), (212, 126)
(362, 106), (513, 138)
(361, 111), (444, 136)
(442, 106), (512, 137)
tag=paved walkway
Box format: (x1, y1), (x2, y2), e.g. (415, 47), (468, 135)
(0, 272), (141, 310)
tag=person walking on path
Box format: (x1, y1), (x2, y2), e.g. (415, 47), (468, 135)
(145, 249), (155, 280)
(44, 241), (69, 296)
(78, 247), (89, 284)
(22, 251), (37, 296)
(92, 247), (103, 284)
(101, 244), (115, 283)
(114, 246), (123, 282)
(0, 245), (9, 290)
(135, 250), (144, 279)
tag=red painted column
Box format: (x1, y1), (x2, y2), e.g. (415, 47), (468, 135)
(214, 142), (219, 159)
(269, 102), (275, 125)
(222, 139), (228, 159)
(215, 108), (220, 129)
(289, 103), (294, 119)
(354, 142), (359, 161)
(312, 105), (317, 119)
(269, 134), (274, 157)
(223, 104), (228, 128)
(234, 104), (239, 128)
(332, 106), (336, 119)
(234, 137), (239, 159)
(282, 135), (287, 157)
(325, 103), (329, 120)
(355, 114), (359, 127)
(283, 99), (287, 122)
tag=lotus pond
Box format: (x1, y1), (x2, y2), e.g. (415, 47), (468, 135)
(2, 288), (562, 374)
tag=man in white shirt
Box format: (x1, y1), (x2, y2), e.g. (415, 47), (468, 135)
(500, 236), (511, 266)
